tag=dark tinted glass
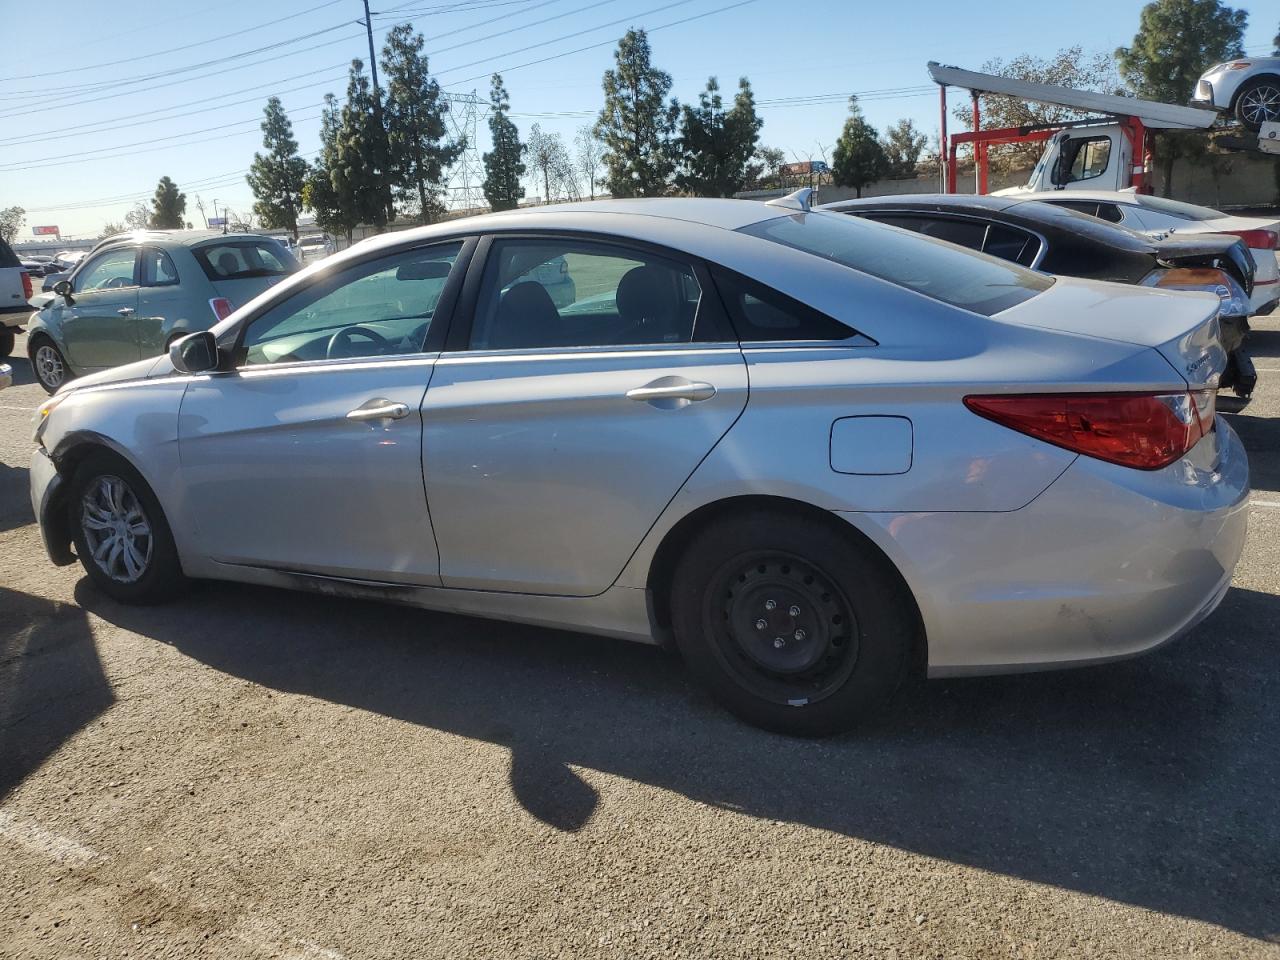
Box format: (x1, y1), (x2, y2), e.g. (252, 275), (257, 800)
(194, 240), (297, 280)
(743, 212), (1051, 316)
(0, 237), (20, 268)
(982, 224), (1038, 265)
(712, 267), (855, 342)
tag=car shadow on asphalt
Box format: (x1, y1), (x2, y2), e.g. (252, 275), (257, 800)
(1246, 327), (1280, 359)
(73, 577), (1280, 941)
(0, 586), (113, 802)
(1222, 400), (1280, 492)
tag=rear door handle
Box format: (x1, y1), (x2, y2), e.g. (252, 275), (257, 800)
(346, 399), (410, 421)
(117, 307), (134, 316)
(626, 378), (717, 405)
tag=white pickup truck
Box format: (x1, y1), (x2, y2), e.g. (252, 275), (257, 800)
(0, 236), (32, 358)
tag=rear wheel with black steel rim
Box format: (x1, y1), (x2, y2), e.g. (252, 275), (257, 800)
(1234, 76), (1280, 131)
(670, 510), (918, 736)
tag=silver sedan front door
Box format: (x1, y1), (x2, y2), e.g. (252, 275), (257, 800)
(422, 236), (748, 597)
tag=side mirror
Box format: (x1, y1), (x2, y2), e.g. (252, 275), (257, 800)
(52, 279), (74, 305)
(169, 331), (220, 374)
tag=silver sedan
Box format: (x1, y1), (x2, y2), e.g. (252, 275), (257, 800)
(29, 196), (1248, 735)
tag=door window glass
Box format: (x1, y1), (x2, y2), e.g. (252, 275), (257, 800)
(74, 248), (137, 292)
(1062, 137), (1112, 183)
(141, 248), (180, 286)
(981, 224), (1038, 265)
(239, 242), (463, 365)
(468, 239), (701, 350)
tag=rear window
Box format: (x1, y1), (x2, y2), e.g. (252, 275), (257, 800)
(1133, 195), (1221, 222)
(194, 240), (298, 280)
(0, 237), (20, 269)
(740, 212), (1052, 316)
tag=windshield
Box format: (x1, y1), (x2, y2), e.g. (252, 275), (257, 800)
(194, 239), (299, 280)
(740, 211), (1052, 316)
(1134, 195), (1222, 221)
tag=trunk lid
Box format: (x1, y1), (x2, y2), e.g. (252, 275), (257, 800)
(1150, 233), (1255, 294)
(996, 276), (1227, 388)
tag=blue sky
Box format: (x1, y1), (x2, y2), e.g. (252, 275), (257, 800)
(1, 0), (1275, 239)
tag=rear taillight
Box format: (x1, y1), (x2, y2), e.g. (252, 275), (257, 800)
(964, 391), (1213, 471)
(1141, 266), (1250, 317)
(209, 297), (233, 321)
(1222, 229), (1277, 250)
(21, 271), (33, 299)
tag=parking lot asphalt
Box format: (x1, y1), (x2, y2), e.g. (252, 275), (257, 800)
(1, 324), (1278, 959)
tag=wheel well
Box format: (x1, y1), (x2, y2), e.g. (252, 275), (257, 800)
(645, 495), (928, 674)
(1231, 73), (1280, 105)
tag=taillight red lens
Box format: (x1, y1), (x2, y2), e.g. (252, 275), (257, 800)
(209, 297), (233, 321)
(21, 271), (33, 300)
(963, 391), (1207, 470)
(1223, 228), (1277, 250)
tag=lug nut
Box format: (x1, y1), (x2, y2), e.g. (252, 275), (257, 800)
(789, 605), (801, 617)
(773, 637), (785, 649)
(794, 629), (806, 642)
(764, 600), (776, 611)
(755, 619), (767, 631)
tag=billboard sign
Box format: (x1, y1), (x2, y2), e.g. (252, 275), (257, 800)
(32, 225), (60, 236)
(207, 217), (227, 227)
(779, 161), (829, 176)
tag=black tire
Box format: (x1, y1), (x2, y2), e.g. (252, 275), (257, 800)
(29, 335), (71, 394)
(0, 327), (14, 359)
(69, 451), (187, 604)
(1233, 76), (1280, 131)
(670, 510), (918, 737)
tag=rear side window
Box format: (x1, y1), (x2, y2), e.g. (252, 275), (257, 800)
(0, 237), (20, 269)
(141, 247), (179, 286)
(194, 240), (297, 280)
(742, 212), (1052, 316)
(712, 267), (855, 342)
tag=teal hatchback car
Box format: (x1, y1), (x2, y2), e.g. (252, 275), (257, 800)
(27, 230), (298, 393)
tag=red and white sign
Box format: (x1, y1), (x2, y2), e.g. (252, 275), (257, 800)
(32, 225), (60, 236)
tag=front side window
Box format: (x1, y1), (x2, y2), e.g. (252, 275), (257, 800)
(194, 240), (297, 281)
(1060, 136), (1112, 184)
(741, 212), (1052, 317)
(141, 247), (179, 286)
(468, 239), (702, 350)
(74, 248), (137, 292)
(239, 242), (463, 366)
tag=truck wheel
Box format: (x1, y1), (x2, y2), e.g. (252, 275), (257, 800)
(669, 510), (918, 737)
(1234, 76), (1280, 131)
(0, 327), (13, 359)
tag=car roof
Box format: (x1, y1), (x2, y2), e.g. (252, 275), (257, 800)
(93, 229), (280, 251)
(1015, 189), (1144, 204)
(820, 193), (1160, 253)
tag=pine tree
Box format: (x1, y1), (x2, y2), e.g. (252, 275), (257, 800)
(1116, 0), (1247, 195)
(483, 74), (526, 212)
(302, 93), (361, 243)
(246, 97), (309, 238)
(382, 24), (460, 224)
(883, 118), (927, 179)
(831, 97), (888, 198)
(150, 176), (186, 229)
(675, 77), (761, 197)
(596, 29), (678, 197)
(333, 59), (393, 232)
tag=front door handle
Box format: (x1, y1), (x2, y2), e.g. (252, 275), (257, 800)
(346, 398), (410, 421)
(627, 377), (717, 407)
(117, 307), (134, 316)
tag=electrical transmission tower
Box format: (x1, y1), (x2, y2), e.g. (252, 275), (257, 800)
(442, 91), (489, 213)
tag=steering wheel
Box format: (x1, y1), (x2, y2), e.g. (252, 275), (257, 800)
(326, 325), (391, 359)
(102, 276), (131, 289)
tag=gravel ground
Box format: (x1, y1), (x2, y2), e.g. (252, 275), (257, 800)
(2, 322), (1279, 959)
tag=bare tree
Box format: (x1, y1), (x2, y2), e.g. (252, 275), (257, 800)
(526, 124), (577, 203)
(574, 125), (604, 199)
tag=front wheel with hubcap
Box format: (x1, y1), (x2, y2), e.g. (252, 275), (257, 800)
(70, 452), (186, 603)
(1235, 77), (1280, 130)
(30, 338), (70, 394)
(670, 511), (919, 737)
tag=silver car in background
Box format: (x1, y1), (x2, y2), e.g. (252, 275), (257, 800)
(29, 197), (1248, 735)
(1193, 57), (1280, 130)
(297, 233), (336, 264)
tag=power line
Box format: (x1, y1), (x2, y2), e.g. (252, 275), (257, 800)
(445, 0), (758, 85)
(0, 0), (350, 84)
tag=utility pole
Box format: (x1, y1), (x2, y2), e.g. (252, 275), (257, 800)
(358, 0), (394, 226)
